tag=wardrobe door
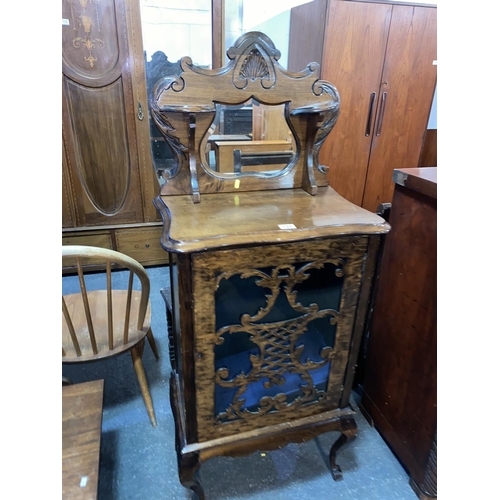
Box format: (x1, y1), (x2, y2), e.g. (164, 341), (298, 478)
(361, 5), (437, 212)
(319, 0), (392, 207)
(62, 0), (144, 226)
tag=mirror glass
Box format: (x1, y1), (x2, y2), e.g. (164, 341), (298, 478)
(202, 98), (297, 176)
(139, 0), (212, 185)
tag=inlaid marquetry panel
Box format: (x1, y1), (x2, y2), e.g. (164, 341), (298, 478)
(62, 0), (123, 86)
(191, 236), (368, 442)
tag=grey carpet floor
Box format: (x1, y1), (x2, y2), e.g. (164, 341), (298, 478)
(63, 265), (417, 500)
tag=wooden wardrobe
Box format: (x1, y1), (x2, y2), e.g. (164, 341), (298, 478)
(288, 0), (437, 212)
(62, 0), (166, 266)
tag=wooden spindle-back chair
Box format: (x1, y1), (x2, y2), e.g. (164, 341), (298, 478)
(62, 245), (159, 427)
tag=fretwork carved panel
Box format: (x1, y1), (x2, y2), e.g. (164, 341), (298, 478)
(192, 236), (369, 441)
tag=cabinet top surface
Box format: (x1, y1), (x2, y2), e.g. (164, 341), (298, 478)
(155, 186), (390, 253)
(393, 167), (437, 199)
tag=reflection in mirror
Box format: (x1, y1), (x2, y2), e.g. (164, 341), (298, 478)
(139, 0), (212, 185)
(203, 98), (296, 176)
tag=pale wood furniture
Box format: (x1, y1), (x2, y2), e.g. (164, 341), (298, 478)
(62, 379), (104, 500)
(288, 0), (437, 212)
(62, 0), (167, 267)
(360, 168), (437, 499)
(151, 32), (391, 499)
(62, 246), (159, 426)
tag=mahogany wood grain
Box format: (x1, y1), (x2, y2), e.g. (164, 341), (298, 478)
(287, 0), (328, 73)
(154, 186), (389, 253)
(63, 143), (76, 229)
(418, 129), (437, 167)
(360, 171), (436, 490)
(62, 379), (104, 500)
(393, 167), (437, 199)
(125, 0), (162, 223)
(319, 0), (392, 206)
(62, 0), (144, 226)
(361, 5), (437, 212)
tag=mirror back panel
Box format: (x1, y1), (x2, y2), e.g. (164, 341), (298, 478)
(150, 31), (340, 202)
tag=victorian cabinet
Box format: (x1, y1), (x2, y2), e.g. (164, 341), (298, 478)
(151, 32), (390, 498)
(62, 0), (167, 267)
(288, 0), (437, 212)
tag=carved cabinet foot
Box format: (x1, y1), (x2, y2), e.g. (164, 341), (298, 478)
(179, 453), (205, 500)
(329, 417), (357, 481)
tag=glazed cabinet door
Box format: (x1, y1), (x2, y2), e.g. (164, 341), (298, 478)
(361, 5), (437, 212)
(189, 237), (369, 442)
(319, 0), (392, 207)
(62, 0), (156, 227)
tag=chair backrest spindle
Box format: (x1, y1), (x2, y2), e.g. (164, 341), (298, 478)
(106, 260), (114, 350)
(123, 270), (134, 344)
(76, 257), (98, 355)
(62, 296), (82, 357)
(63, 246), (152, 359)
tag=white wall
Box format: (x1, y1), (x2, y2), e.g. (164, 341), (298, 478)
(140, 0), (212, 67)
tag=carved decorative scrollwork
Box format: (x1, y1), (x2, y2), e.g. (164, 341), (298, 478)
(312, 81), (341, 175)
(150, 76), (188, 180)
(227, 33), (280, 90)
(214, 260), (345, 424)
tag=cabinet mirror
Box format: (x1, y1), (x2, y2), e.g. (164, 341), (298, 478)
(202, 98), (296, 177)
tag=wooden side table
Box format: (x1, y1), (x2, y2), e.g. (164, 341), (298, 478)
(62, 379), (104, 500)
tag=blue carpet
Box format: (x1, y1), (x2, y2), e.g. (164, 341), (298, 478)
(63, 265), (417, 500)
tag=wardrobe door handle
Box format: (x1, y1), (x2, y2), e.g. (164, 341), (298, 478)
(375, 92), (387, 136)
(365, 92), (376, 137)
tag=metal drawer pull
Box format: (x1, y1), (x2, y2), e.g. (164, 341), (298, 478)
(375, 92), (387, 137)
(365, 92), (376, 136)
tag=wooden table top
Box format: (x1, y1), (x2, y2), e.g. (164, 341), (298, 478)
(393, 167), (437, 199)
(62, 380), (104, 500)
(155, 186), (390, 253)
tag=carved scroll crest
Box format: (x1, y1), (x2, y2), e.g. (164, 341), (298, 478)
(227, 32), (281, 90)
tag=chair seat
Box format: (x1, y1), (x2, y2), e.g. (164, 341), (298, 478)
(63, 289), (151, 362)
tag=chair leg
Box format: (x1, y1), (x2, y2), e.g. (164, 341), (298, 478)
(146, 328), (160, 360)
(131, 343), (157, 427)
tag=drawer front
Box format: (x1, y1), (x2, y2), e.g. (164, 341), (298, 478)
(115, 227), (168, 265)
(191, 236), (369, 441)
(62, 232), (114, 272)
(62, 232), (113, 249)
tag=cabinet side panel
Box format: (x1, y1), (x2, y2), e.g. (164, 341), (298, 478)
(319, 0), (392, 206)
(361, 185), (436, 482)
(362, 6), (437, 212)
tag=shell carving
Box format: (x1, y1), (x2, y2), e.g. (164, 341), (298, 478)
(239, 50), (270, 82)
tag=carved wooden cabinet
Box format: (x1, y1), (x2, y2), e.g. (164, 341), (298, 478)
(152, 32), (390, 499)
(62, 0), (167, 266)
(288, 0), (437, 212)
